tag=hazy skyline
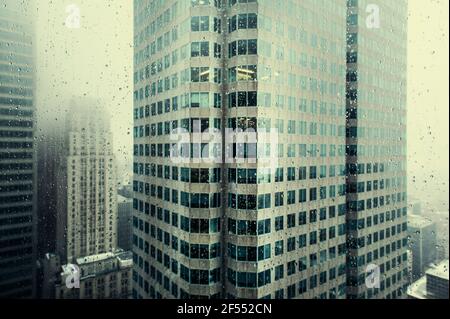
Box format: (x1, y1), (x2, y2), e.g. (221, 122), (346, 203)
(31, 0), (449, 209)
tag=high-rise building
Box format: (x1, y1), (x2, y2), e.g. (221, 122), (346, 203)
(54, 99), (118, 264)
(38, 99), (131, 299)
(39, 99), (134, 299)
(132, 0), (408, 299)
(0, 0), (37, 298)
(408, 214), (437, 281)
(345, 0), (409, 299)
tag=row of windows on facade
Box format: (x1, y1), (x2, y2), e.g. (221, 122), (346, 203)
(133, 162), (402, 183)
(135, 218), (407, 255)
(132, 184), (348, 209)
(134, 116), (403, 142)
(132, 253), (341, 291)
(132, 165), (350, 183)
(0, 173), (33, 182)
(133, 96), (347, 119)
(134, 117), (345, 136)
(134, 67), (347, 101)
(144, 124), (397, 147)
(133, 141), (406, 160)
(132, 177), (406, 209)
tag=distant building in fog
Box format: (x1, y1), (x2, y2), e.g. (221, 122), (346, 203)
(38, 98), (133, 299)
(408, 198), (422, 215)
(0, 2), (37, 298)
(55, 99), (118, 263)
(408, 260), (449, 299)
(117, 194), (132, 251)
(408, 214), (437, 281)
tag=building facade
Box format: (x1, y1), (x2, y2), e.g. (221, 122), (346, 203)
(0, 1), (37, 298)
(133, 0), (408, 299)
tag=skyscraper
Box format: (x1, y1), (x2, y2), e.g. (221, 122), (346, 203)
(345, 0), (409, 299)
(39, 99), (133, 299)
(0, 0), (37, 298)
(132, 0), (408, 299)
(55, 100), (118, 263)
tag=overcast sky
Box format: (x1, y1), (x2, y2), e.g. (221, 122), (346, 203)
(28, 0), (449, 209)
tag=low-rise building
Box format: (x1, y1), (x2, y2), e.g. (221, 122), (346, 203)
(408, 260), (449, 299)
(43, 250), (132, 299)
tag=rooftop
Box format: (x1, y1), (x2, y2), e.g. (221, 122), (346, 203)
(426, 260), (449, 280)
(407, 275), (427, 299)
(76, 252), (115, 265)
(118, 194), (132, 203)
(408, 213), (435, 229)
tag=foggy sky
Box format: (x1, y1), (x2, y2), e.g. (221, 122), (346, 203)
(28, 0), (449, 209)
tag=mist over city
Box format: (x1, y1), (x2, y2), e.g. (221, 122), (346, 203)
(0, 0), (448, 305)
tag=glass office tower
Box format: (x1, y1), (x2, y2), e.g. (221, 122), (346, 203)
(0, 1), (37, 298)
(133, 0), (348, 299)
(133, 0), (407, 299)
(346, 0), (409, 299)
